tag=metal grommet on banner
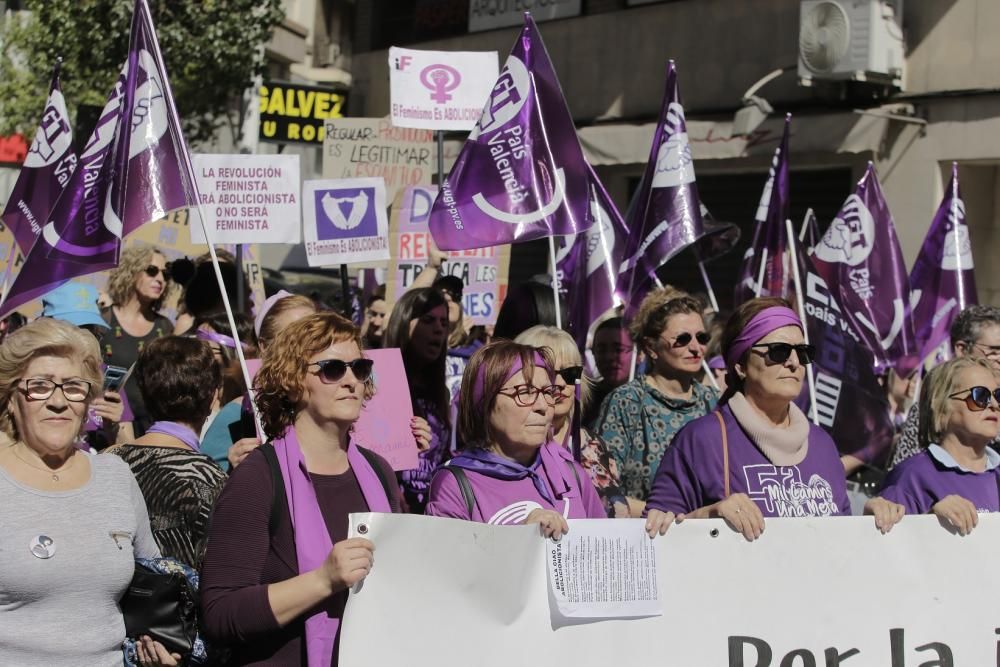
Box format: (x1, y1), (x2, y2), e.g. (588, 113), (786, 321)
(709, 528), (720, 538)
(357, 524), (369, 535)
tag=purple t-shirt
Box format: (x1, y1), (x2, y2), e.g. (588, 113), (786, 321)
(879, 446), (1000, 514)
(647, 404), (851, 518)
(426, 444), (606, 523)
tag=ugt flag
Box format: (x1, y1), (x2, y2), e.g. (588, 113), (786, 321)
(1, 66), (77, 257)
(556, 164), (628, 349)
(734, 114), (791, 305)
(428, 14), (592, 251)
(811, 162), (918, 377)
(909, 162), (977, 362)
(1, 0), (198, 316)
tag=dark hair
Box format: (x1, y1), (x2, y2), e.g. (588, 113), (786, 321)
(458, 341), (555, 448)
(365, 284), (386, 309)
(136, 336), (221, 426)
(950, 305), (1000, 347)
(183, 261), (252, 319)
(493, 280), (564, 342)
(193, 313), (259, 404)
(718, 296), (793, 402)
(594, 317), (625, 338)
(384, 288), (450, 426)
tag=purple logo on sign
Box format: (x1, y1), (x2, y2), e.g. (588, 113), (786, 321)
(315, 187), (377, 240)
(419, 64), (461, 104)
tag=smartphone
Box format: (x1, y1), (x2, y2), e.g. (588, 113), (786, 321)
(103, 365), (130, 392)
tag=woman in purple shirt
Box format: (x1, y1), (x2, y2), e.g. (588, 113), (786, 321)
(877, 356), (1000, 534)
(645, 297), (904, 540)
(426, 341), (606, 538)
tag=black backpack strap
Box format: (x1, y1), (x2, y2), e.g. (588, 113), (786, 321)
(565, 459), (582, 492)
(260, 443), (287, 537)
(446, 466), (477, 518)
(357, 446), (394, 508)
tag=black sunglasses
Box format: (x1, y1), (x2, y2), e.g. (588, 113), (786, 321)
(750, 342), (816, 365)
(144, 264), (170, 280)
(555, 366), (584, 384)
(949, 386), (1000, 412)
(667, 331), (710, 348)
(308, 358), (374, 384)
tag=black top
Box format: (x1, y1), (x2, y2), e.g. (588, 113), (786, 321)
(101, 307), (172, 435)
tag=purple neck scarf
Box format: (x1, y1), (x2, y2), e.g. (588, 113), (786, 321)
(272, 425), (391, 667)
(196, 328), (249, 351)
(448, 442), (577, 506)
(146, 421), (201, 452)
(724, 306), (803, 369)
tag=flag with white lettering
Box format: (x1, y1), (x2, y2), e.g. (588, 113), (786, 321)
(909, 162), (977, 362)
(810, 162), (918, 376)
(428, 14), (593, 251)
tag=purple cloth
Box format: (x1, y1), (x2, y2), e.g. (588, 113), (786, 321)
(272, 426), (392, 667)
(646, 405), (851, 518)
(724, 306), (802, 369)
(879, 448), (1000, 514)
(472, 350), (548, 405)
(196, 328), (249, 351)
(427, 442), (605, 522)
(707, 356), (726, 371)
(146, 420), (201, 452)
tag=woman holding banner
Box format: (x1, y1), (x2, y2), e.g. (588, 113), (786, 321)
(200, 312), (406, 666)
(426, 341), (605, 536)
(876, 356), (1000, 534)
(644, 297), (903, 540)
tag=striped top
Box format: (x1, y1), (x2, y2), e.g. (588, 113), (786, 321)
(104, 445), (227, 569)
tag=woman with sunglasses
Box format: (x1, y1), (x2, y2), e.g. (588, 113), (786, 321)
(644, 297), (900, 541)
(102, 245), (173, 436)
(426, 341), (605, 536)
(876, 356), (1000, 535)
(515, 326), (629, 517)
(596, 288), (718, 516)
(200, 311), (409, 666)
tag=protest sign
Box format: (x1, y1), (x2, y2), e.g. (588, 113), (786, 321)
(386, 185), (509, 325)
(388, 47), (499, 131)
(302, 177), (390, 267)
(322, 117), (434, 204)
(352, 348), (419, 471)
(258, 81), (347, 145)
(468, 0), (581, 32)
(343, 513), (1000, 665)
(189, 153), (301, 245)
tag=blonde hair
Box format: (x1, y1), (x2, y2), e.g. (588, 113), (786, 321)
(918, 356), (999, 447)
(0, 318), (102, 439)
(514, 325), (592, 409)
(105, 245), (170, 310)
(257, 294), (317, 349)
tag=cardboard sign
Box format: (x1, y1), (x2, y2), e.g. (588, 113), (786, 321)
(353, 348), (419, 471)
(468, 0), (581, 32)
(258, 81), (347, 145)
(322, 117), (434, 204)
(388, 47), (499, 131)
(189, 153), (301, 245)
(386, 185), (509, 325)
(302, 177), (390, 267)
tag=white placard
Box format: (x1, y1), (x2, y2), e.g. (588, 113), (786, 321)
(343, 513), (1000, 665)
(189, 153), (301, 244)
(389, 47), (499, 131)
(468, 0), (581, 32)
(302, 177), (389, 266)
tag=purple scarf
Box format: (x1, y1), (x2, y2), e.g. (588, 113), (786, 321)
(146, 421), (201, 452)
(272, 425), (392, 667)
(447, 442), (578, 506)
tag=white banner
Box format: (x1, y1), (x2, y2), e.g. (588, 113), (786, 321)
(302, 177), (389, 266)
(468, 0), (581, 32)
(343, 514), (1000, 665)
(190, 153), (301, 244)
(389, 48), (499, 131)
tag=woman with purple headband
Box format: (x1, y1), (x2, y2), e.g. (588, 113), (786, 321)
(426, 341), (605, 537)
(644, 297), (904, 540)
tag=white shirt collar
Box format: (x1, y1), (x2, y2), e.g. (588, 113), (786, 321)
(927, 443), (1000, 473)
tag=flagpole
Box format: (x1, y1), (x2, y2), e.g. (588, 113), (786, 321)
(548, 235), (562, 329)
(695, 255), (719, 313)
(701, 359), (719, 391)
(785, 218), (819, 425)
(753, 247), (768, 298)
(798, 208), (814, 243)
(949, 163), (968, 312)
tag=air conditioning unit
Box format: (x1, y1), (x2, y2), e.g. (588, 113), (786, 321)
(798, 0), (905, 89)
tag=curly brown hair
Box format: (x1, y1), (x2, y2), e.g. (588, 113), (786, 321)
(253, 311), (372, 441)
(105, 245), (170, 311)
(627, 286), (704, 356)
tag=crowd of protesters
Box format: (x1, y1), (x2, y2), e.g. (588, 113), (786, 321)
(1, 241), (998, 666)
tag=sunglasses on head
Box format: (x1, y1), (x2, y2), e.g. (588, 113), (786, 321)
(750, 342), (816, 365)
(949, 386), (1000, 412)
(667, 331), (710, 348)
(144, 265), (170, 280)
(555, 366), (584, 385)
(308, 358), (374, 384)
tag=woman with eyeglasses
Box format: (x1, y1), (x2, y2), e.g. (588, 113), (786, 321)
(515, 326), (629, 517)
(102, 245), (174, 436)
(595, 287), (718, 516)
(644, 297), (901, 541)
(426, 341), (605, 536)
(0, 318), (180, 666)
(200, 312), (408, 666)
(876, 356), (1000, 535)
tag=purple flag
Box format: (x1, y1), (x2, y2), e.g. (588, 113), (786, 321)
(909, 163), (977, 362)
(1, 0), (197, 316)
(810, 162), (919, 376)
(556, 164), (628, 348)
(734, 115), (791, 305)
(428, 14), (593, 251)
(1, 68), (77, 257)
(799, 207), (821, 251)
